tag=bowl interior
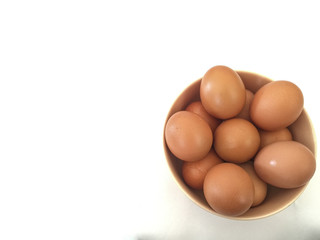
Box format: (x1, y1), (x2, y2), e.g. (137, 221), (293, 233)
(163, 71), (316, 220)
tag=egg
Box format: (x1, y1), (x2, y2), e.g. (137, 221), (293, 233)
(239, 161), (267, 207)
(214, 118), (260, 163)
(200, 65), (246, 119)
(236, 89), (254, 121)
(182, 149), (223, 189)
(254, 141), (316, 189)
(259, 128), (292, 149)
(185, 101), (221, 133)
(250, 81), (304, 131)
(165, 111), (213, 162)
(203, 163), (254, 216)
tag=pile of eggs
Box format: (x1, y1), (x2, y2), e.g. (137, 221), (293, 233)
(164, 65), (316, 217)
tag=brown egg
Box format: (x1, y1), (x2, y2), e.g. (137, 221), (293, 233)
(203, 163), (254, 216)
(165, 111), (213, 162)
(236, 89), (254, 121)
(239, 162), (267, 207)
(200, 65), (246, 119)
(182, 149), (223, 189)
(214, 118), (260, 163)
(259, 128), (292, 149)
(186, 101), (221, 133)
(254, 141), (316, 189)
(250, 81), (304, 131)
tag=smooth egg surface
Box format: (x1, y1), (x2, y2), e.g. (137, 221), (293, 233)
(203, 163), (254, 216)
(250, 81), (304, 131)
(214, 118), (260, 163)
(254, 141), (316, 189)
(200, 65), (246, 119)
(182, 149), (223, 189)
(239, 161), (267, 207)
(259, 128), (292, 149)
(185, 101), (221, 133)
(165, 111), (213, 162)
(236, 89), (254, 121)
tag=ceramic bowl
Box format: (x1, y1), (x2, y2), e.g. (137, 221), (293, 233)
(163, 71), (316, 220)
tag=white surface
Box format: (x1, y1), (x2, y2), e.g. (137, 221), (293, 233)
(1, 1), (320, 239)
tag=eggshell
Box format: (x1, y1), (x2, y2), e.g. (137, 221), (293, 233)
(236, 89), (254, 121)
(239, 162), (267, 207)
(250, 81), (304, 131)
(182, 149), (223, 189)
(203, 163), (254, 216)
(254, 141), (316, 189)
(165, 111), (213, 162)
(259, 128), (292, 149)
(214, 118), (260, 163)
(185, 101), (221, 133)
(200, 65), (246, 119)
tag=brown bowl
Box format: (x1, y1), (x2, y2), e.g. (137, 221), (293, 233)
(163, 71), (317, 220)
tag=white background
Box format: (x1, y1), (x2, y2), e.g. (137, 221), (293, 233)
(1, 1), (320, 239)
